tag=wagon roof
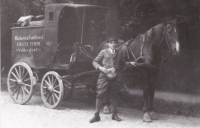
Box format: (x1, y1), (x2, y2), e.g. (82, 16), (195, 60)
(46, 3), (108, 9)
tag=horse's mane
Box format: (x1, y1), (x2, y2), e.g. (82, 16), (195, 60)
(133, 23), (165, 43)
(115, 24), (163, 49)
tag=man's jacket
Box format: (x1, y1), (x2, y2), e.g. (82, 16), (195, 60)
(93, 49), (117, 70)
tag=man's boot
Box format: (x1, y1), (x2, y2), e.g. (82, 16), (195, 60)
(112, 113), (121, 121)
(90, 112), (100, 123)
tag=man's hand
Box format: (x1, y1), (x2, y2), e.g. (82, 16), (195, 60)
(99, 66), (107, 73)
(106, 68), (115, 74)
(109, 68), (115, 72)
(130, 62), (137, 66)
(99, 67), (112, 74)
(99, 66), (105, 71)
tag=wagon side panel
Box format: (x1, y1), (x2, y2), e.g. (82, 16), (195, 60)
(11, 27), (46, 69)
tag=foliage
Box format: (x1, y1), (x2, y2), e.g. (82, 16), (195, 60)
(1, 0), (45, 51)
(118, 0), (199, 40)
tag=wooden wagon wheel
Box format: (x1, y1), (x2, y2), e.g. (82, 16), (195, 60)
(7, 62), (35, 104)
(41, 71), (64, 109)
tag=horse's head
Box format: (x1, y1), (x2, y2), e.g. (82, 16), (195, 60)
(164, 20), (180, 55)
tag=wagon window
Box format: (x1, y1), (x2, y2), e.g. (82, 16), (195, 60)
(49, 12), (53, 21)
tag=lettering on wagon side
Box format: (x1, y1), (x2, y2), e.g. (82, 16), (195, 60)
(14, 35), (43, 53)
(15, 35), (44, 40)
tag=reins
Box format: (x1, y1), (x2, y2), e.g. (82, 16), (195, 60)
(79, 46), (95, 59)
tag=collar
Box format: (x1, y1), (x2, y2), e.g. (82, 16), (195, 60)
(109, 48), (115, 54)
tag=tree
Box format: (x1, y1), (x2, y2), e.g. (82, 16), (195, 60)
(105, 0), (120, 38)
(1, 0), (46, 51)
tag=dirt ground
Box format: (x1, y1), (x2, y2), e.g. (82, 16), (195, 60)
(1, 90), (200, 128)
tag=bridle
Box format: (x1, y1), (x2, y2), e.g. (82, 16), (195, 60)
(161, 24), (179, 62)
(163, 24), (173, 53)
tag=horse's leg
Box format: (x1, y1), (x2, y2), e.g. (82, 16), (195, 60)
(148, 69), (159, 120)
(148, 70), (155, 112)
(149, 83), (155, 112)
(145, 69), (158, 120)
(142, 70), (152, 122)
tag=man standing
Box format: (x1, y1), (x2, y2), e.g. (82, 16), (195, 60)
(90, 36), (121, 123)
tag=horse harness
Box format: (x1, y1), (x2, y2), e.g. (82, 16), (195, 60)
(123, 38), (146, 66)
(124, 24), (173, 68)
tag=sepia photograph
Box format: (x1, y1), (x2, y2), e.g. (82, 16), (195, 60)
(1, 0), (200, 128)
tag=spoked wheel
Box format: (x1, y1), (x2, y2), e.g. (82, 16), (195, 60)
(7, 62), (35, 104)
(41, 71), (64, 109)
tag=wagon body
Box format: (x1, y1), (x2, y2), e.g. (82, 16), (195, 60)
(8, 3), (107, 109)
(11, 4), (107, 70)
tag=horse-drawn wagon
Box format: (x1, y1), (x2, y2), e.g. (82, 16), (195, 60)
(7, 4), (181, 122)
(8, 3), (107, 109)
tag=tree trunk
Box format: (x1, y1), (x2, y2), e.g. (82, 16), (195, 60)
(105, 0), (120, 38)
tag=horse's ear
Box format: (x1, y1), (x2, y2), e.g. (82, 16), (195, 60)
(163, 20), (170, 26)
(163, 19), (177, 25)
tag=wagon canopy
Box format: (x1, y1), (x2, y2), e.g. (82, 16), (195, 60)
(46, 3), (107, 46)
(51, 4), (107, 68)
(45, 4), (107, 69)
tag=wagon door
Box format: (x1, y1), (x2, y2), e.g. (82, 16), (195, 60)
(56, 8), (80, 65)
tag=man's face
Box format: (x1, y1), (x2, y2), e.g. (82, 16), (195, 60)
(108, 41), (117, 49)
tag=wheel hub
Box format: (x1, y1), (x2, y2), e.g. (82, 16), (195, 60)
(48, 85), (54, 92)
(17, 79), (22, 85)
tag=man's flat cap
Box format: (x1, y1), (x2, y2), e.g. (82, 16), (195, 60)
(107, 36), (118, 43)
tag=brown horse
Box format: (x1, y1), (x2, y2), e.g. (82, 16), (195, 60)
(99, 20), (180, 122)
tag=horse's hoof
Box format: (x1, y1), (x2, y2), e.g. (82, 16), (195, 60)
(103, 105), (111, 114)
(149, 111), (159, 120)
(143, 112), (152, 122)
